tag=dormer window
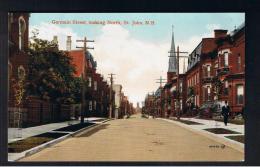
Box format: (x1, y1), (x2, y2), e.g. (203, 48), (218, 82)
(18, 16), (26, 51)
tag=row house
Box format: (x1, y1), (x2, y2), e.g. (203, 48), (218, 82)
(68, 45), (111, 118)
(143, 93), (156, 116)
(128, 102), (135, 115)
(154, 87), (163, 117)
(144, 22), (244, 118)
(186, 36), (218, 109)
(214, 23), (245, 114)
(120, 95), (134, 118)
(186, 23), (245, 115)
(170, 74), (187, 116)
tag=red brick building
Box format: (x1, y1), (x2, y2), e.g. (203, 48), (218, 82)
(186, 37), (218, 110)
(214, 23), (245, 114)
(8, 13), (30, 127)
(68, 49), (112, 118)
(144, 23), (245, 118)
(8, 13), (72, 127)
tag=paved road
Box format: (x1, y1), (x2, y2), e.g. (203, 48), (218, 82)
(20, 114), (243, 161)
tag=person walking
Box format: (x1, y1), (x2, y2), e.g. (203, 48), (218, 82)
(221, 101), (230, 126)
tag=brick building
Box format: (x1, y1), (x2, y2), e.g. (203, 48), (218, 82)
(214, 23), (245, 114)
(8, 13), (30, 127)
(68, 48), (112, 118)
(144, 23), (245, 118)
(186, 37), (218, 110)
(8, 13), (72, 127)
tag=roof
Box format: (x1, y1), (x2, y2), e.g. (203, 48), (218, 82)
(68, 50), (85, 77)
(68, 50), (97, 77)
(168, 28), (177, 73)
(230, 22), (245, 37)
(155, 87), (162, 97)
(187, 38), (217, 71)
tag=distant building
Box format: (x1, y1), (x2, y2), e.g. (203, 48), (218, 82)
(112, 84), (122, 119)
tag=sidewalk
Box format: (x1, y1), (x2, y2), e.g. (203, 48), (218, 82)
(8, 117), (109, 161)
(157, 117), (244, 153)
(8, 117), (107, 143)
(177, 117), (244, 134)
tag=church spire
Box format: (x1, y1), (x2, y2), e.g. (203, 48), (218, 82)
(168, 25), (177, 73)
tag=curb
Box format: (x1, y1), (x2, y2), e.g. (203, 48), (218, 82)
(157, 118), (244, 153)
(9, 119), (112, 162)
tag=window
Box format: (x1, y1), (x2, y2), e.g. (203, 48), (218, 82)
(196, 73), (199, 84)
(179, 81), (183, 93)
(223, 81), (229, 95)
(224, 52), (229, 67)
(237, 85), (244, 104)
(180, 99), (183, 110)
(94, 81), (97, 91)
(89, 101), (92, 111)
(238, 54), (241, 71)
(18, 65), (26, 79)
(207, 86), (211, 101)
(18, 16), (26, 51)
(88, 77), (92, 87)
(207, 65), (211, 77)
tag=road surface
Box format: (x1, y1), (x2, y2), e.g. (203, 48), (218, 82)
(20, 114), (243, 161)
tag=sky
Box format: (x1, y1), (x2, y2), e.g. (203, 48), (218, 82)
(29, 13), (245, 107)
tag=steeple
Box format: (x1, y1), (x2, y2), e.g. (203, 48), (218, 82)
(168, 25), (177, 73)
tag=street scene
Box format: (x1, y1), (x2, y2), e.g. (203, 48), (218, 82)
(8, 13), (244, 162)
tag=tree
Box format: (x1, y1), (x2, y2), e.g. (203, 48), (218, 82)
(27, 29), (79, 104)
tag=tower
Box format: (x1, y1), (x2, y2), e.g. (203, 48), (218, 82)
(167, 26), (177, 82)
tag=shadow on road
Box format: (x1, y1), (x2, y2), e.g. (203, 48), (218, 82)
(76, 124), (110, 138)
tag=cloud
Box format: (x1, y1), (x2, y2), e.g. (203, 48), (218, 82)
(93, 25), (170, 105)
(29, 22), (221, 107)
(29, 22), (81, 50)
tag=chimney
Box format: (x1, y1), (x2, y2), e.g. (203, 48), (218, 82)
(214, 29), (228, 38)
(66, 36), (72, 51)
(53, 36), (58, 45)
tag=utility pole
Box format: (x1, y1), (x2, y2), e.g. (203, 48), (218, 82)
(76, 37), (94, 124)
(156, 76), (167, 87)
(168, 46), (188, 120)
(108, 73), (116, 119)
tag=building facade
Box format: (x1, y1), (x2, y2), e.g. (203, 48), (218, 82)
(144, 23), (245, 118)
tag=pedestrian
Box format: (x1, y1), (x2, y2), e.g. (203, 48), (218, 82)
(221, 101), (230, 126)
